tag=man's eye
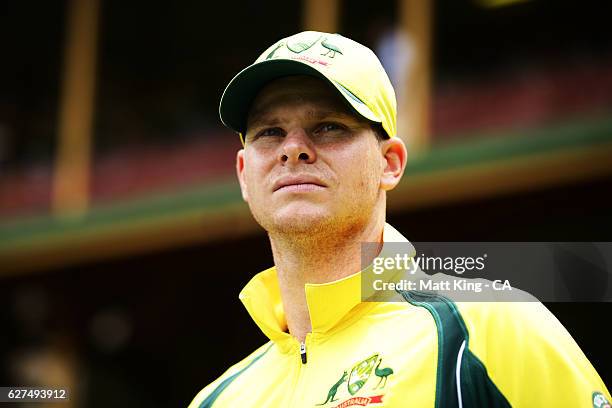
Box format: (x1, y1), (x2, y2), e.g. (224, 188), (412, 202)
(316, 123), (345, 133)
(257, 127), (283, 137)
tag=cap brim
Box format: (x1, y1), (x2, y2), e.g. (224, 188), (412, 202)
(219, 59), (380, 135)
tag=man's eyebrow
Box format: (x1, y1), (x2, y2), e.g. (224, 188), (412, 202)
(247, 108), (356, 129)
(246, 102), (279, 129)
(305, 109), (355, 121)
(247, 114), (281, 129)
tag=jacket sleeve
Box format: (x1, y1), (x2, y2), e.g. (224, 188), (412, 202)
(187, 341), (273, 408)
(188, 376), (225, 408)
(459, 301), (610, 407)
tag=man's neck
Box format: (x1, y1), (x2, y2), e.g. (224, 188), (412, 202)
(268, 215), (385, 343)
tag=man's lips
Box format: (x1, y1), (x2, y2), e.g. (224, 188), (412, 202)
(273, 175), (327, 192)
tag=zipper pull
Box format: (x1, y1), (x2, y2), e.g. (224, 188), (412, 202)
(300, 341), (307, 364)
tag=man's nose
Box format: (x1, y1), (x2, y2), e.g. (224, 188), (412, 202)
(279, 128), (316, 164)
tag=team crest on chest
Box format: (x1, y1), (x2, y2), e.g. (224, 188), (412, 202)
(316, 353), (394, 407)
(348, 353), (379, 395)
(593, 391), (611, 408)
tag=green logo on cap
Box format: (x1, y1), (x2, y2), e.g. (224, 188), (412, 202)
(287, 32), (322, 53)
(265, 42), (285, 60)
(265, 33), (343, 61)
(321, 38), (343, 58)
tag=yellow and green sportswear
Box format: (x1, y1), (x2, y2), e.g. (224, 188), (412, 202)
(189, 223), (610, 408)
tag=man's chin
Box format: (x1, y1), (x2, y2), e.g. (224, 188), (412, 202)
(270, 211), (332, 234)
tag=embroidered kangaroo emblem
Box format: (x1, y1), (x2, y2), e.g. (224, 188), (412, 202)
(317, 371), (348, 405)
(265, 42), (284, 60)
(373, 358), (394, 389)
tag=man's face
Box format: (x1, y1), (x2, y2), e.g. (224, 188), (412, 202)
(236, 76), (396, 236)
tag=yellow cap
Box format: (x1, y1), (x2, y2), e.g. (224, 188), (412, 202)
(219, 31), (397, 139)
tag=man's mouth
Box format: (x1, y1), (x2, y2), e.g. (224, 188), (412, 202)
(273, 176), (327, 192)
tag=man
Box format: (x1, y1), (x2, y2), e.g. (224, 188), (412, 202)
(189, 31), (610, 407)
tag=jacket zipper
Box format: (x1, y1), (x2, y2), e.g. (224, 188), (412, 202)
(289, 334), (311, 406)
(300, 341), (307, 364)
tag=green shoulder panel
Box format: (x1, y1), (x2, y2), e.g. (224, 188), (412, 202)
(397, 290), (511, 408)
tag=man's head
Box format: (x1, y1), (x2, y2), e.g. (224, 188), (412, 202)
(219, 32), (407, 236)
(220, 31), (398, 141)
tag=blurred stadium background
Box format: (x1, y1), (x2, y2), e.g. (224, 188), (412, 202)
(1, 0), (611, 406)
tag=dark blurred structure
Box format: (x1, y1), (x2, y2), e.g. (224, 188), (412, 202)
(2, 0), (611, 217)
(1, 0), (611, 406)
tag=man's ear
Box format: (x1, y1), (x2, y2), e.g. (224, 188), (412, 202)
(380, 137), (408, 191)
(236, 149), (249, 202)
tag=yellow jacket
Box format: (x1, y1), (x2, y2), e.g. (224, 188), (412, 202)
(189, 224), (610, 407)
